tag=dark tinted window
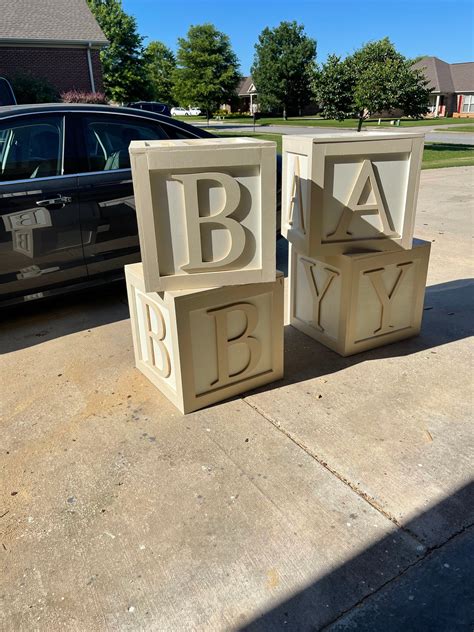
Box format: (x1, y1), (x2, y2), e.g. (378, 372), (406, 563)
(0, 115), (63, 181)
(161, 123), (201, 140)
(0, 78), (15, 106)
(82, 115), (168, 172)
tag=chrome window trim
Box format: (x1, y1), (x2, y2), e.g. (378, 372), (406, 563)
(0, 107), (205, 136)
(0, 168), (131, 187)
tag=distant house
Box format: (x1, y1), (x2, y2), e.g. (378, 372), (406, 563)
(0, 0), (108, 96)
(237, 77), (258, 113)
(413, 56), (474, 118)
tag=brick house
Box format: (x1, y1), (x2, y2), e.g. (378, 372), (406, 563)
(412, 56), (474, 118)
(0, 0), (108, 96)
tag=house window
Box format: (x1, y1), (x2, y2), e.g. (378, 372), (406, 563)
(461, 95), (474, 113)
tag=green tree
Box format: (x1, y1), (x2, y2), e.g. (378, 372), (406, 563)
(10, 74), (58, 104)
(144, 41), (176, 104)
(251, 21), (316, 119)
(173, 23), (240, 122)
(312, 54), (354, 121)
(87, 0), (150, 103)
(315, 38), (431, 130)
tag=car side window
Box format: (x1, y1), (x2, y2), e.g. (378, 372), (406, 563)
(82, 115), (168, 172)
(162, 124), (199, 140)
(0, 115), (64, 182)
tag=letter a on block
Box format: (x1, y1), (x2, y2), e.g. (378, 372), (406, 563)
(287, 155), (306, 234)
(139, 295), (171, 378)
(207, 302), (261, 389)
(172, 172), (246, 271)
(301, 259), (339, 331)
(327, 160), (395, 240)
(364, 262), (414, 335)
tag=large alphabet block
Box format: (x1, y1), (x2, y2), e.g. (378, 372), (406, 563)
(281, 132), (424, 256)
(129, 138), (276, 292)
(289, 240), (431, 356)
(125, 263), (284, 413)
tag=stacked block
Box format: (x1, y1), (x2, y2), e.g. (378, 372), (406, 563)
(130, 138), (276, 291)
(127, 138), (283, 413)
(283, 132), (431, 356)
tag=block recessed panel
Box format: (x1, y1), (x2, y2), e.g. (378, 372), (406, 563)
(126, 263), (284, 413)
(130, 138), (276, 292)
(282, 132), (424, 256)
(289, 240), (431, 356)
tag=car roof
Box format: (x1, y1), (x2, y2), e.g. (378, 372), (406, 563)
(0, 103), (213, 136)
(130, 101), (167, 106)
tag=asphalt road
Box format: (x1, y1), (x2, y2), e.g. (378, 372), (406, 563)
(195, 121), (474, 145)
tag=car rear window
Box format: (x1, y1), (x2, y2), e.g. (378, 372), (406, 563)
(82, 115), (168, 172)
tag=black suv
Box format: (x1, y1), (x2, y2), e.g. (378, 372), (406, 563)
(0, 103), (212, 307)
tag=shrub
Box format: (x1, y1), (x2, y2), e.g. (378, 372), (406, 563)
(60, 90), (108, 104)
(10, 73), (58, 104)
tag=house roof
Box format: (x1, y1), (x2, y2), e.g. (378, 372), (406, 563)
(450, 62), (474, 92)
(238, 76), (257, 96)
(0, 0), (108, 47)
(413, 56), (474, 94)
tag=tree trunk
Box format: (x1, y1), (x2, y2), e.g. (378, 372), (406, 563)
(283, 105), (287, 121)
(357, 115), (364, 132)
(207, 109), (210, 126)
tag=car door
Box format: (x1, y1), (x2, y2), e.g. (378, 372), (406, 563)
(0, 112), (85, 305)
(75, 112), (170, 279)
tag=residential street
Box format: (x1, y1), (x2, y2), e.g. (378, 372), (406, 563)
(194, 121), (474, 146)
(0, 166), (473, 631)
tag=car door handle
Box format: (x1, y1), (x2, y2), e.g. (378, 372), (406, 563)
(36, 195), (72, 208)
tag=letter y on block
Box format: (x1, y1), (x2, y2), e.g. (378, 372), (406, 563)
(364, 262), (414, 335)
(301, 258), (339, 332)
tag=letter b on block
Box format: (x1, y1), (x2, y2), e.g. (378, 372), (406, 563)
(129, 138), (276, 292)
(208, 302), (261, 388)
(125, 263), (284, 413)
(172, 172), (246, 271)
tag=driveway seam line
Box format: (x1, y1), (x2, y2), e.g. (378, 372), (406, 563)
(319, 521), (474, 631)
(242, 397), (424, 545)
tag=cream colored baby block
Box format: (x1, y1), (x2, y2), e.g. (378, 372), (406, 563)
(281, 132), (424, 256)
(289, 240), (431, 356)
(129, 137), (276, 292)
(125, 263), (284, 414)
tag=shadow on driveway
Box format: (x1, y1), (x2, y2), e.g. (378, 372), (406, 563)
(0, 280), (129, 354)
(240, 481), (474, 631)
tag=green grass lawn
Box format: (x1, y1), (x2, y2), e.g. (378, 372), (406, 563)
(434, 125), (474, 133)
(421, 143), (474, 169)
(211, 131), (474, 169)
(212, 131), (283, 153)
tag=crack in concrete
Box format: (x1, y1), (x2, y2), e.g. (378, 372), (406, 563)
(242, 397), (425, 545)
(243, 397), (474, 630)
(319, 522), (474, 631)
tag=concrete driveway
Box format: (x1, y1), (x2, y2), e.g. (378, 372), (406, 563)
(1, 167), (473, 631)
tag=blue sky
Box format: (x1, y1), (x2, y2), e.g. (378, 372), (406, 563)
(123, 0), (474, 74)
